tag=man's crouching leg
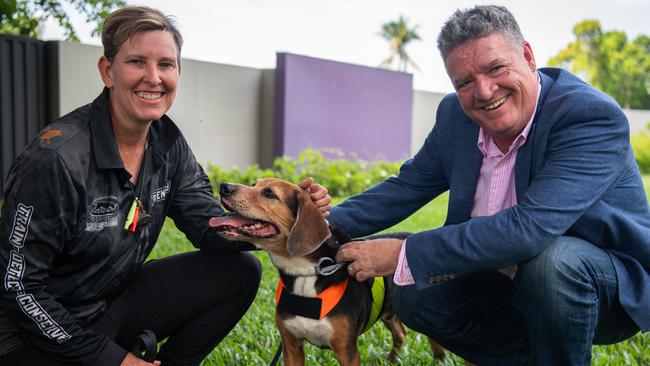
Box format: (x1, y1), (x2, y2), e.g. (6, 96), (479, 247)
(392, 269), (529, 365)
(515, 236), (639, 366)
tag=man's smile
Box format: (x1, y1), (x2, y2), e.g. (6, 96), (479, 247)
(483, 95), (509, 111)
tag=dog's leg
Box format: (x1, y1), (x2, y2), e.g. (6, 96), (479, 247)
(380, 313), (408, 362)
(329, 317), (361, 366)
(277, 318), (305, 366)
(427, 337), (447, 360)
(330, 337), (360, 366)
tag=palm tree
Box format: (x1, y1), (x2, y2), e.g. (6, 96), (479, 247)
(379, 15), (421, 72)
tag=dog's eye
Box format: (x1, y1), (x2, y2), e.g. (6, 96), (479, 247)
(262, 188), (278, 200)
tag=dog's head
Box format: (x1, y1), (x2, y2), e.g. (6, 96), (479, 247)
(209, 178), (331, 258)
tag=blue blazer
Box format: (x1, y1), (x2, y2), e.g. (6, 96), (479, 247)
(330, 68), (650, 331)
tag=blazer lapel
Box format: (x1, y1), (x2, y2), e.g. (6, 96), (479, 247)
(447, 122), (482, 224)
(515, 71), (554, 201)
(515, 125), (534, 202)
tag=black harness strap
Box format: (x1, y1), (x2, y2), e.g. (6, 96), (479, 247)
(276, 286), (323, 320)
(269, 341), (282, 366)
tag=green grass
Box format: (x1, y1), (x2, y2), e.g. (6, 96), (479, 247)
(149, 188), (650, 365)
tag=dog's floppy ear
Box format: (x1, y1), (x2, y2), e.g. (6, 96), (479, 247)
(287, 189), (331, 256)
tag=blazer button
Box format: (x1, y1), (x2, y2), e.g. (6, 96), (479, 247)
(427, 276), (436, 284)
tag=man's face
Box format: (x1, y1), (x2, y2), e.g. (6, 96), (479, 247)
(445, 32), (538, 150)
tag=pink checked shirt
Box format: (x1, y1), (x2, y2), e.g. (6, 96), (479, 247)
(394, 76), (541, 285)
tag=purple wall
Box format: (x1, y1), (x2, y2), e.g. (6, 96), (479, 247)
(274, 53), (413, 161)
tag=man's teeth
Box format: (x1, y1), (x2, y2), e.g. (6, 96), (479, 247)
(484, 96), (507, 110)
(136, 92), (162, 100)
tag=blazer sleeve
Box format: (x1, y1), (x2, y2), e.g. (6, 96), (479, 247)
(329, 117), (450, 238)
(405, 91), (631, 289)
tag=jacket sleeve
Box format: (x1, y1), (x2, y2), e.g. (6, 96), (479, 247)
(406, 92), (631, 289)
(0, 150), (126, 365)
(166, 135), (255, 252)
(329, 115), (450, 238)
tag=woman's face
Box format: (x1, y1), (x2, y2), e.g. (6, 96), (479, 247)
(99, 30), (180, 126)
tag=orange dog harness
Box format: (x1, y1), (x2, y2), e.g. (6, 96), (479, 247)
(275, 277), (349, 320)
(275, 276), (384, 333)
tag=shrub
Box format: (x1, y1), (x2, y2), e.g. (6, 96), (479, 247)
(631, 124), (650, 174)
(205, 148), (402, 197)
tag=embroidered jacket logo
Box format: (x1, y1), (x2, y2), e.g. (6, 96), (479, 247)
(3, 202), (72, 343)
(17, 294), (71, 343)
(90, 200), (118, 216)
(151, 181), (171, 205)
(9, 203), (33, 248)
(86, 196), (119, 232)
(4, 251), (25, 291)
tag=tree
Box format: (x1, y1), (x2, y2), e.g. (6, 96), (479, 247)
(549, 20), (650, 109)
(378, 15), (420, 73)
(0, 0), (125, 41)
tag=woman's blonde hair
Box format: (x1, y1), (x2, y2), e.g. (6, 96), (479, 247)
(101, 6), (183, 65)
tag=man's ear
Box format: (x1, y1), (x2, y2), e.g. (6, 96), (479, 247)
(97, 56), (114, 88)
(523, 41), (537, 71)
(287, 190), (331, 256)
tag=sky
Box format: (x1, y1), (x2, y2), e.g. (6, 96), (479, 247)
(41, 0), (650, 93)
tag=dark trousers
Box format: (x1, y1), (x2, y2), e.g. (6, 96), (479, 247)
(393, 236), (640, 366)
(1, 251), (262, 366)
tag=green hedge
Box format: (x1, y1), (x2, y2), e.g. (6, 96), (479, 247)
(206, 149), (402, 198)
(205, 128), (650, 191)
(632, 131), (650, 174)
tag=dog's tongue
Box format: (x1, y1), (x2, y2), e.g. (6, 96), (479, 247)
(209, 215), (257, 228)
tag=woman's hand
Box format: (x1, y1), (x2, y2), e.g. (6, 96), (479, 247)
(298, 177), (332, 218)
(120, 352), (161, 366)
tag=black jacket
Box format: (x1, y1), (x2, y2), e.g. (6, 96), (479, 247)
(0, 89), (251, 364)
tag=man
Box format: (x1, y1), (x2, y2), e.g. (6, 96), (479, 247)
(330, 5), (648, 365)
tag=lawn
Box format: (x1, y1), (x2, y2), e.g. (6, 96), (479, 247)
(149, 188), (650, 365)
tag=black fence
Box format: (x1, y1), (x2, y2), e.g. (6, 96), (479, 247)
(0, 34), (53, 194)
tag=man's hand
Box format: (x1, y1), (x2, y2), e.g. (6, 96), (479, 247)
(298, 177), (332, 218)
(120, 352), (161, 366)
(335, 238), (403, 281)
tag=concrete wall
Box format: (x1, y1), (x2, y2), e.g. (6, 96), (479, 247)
(50, 41), (650, 169)
(56, 41), (104, 116)
(52, 41), (266, 169)
(169, 59), (264, 169)
(411, 90), (445, 155)
(625, 109), (650, 134)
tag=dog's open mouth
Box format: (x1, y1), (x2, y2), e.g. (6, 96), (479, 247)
(209, 213), (279, 238)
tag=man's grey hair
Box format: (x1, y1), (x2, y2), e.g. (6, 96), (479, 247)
(437, 5), (525, 61)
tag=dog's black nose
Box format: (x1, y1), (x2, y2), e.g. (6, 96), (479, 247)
(220, 183), (236, 196)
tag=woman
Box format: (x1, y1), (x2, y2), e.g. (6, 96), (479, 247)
(0, 6), (273, 366)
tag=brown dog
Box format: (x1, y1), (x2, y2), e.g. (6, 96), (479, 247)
(209, 178), (448, 365)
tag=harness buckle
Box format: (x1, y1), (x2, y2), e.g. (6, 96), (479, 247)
(316, 257), (344, 276)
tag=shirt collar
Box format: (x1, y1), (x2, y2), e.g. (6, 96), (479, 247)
(89, 88), (124, 171)
(477, 72), (542, 157)
(89, 88), (181, 178)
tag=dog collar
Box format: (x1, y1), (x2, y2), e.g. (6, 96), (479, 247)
(316, 257), (344, 276)
(275, 277), (349, 320)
